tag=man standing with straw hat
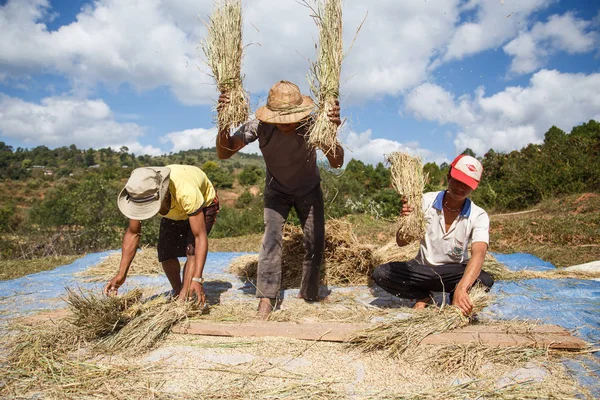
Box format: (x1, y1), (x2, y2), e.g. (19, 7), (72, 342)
(372, 155), (494, 315)
(217, 80), (343, 318)
(104, 165), (219, 304)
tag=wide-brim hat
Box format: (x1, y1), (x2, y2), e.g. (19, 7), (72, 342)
(117, 167), (171, 220)
(255, 80), (315, 124)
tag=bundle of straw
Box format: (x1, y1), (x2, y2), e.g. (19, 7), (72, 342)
(306, 0), (344, 156)
(64, 288), (198, 353)
(387, 152), (427, 244)
(372, 239), (420, 265)
(65, 287), (142, 339)
(349, 285), (491, 357)
(202, 0), (249, 131)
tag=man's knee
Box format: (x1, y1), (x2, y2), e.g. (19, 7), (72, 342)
(478, 270), (495, 289)
(372, 264), (391, 285)
(185, 243), (195, 257)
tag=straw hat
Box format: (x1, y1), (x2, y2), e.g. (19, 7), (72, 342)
(117, 167), (170, 220)
(255, 81), (315, 124)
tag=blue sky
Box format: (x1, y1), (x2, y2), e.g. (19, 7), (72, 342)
(1, 0), (599, 166)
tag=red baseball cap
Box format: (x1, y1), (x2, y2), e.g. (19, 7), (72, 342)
(450, 154), (483, 190)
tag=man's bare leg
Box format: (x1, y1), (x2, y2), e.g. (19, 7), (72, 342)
(257, 298), (274, 319)
(413, 297), (431, 310)
(161, 258), (182, 295)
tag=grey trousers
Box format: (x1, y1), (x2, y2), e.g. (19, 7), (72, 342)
(256, 185), (325, 300)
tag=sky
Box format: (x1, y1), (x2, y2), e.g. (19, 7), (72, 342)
(0, 0), (599, 166)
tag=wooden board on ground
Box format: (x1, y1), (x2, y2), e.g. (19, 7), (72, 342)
(174, 321), (369, 342)
(175, 321), (586, 350)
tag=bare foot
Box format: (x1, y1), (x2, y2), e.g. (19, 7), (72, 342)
(256, 298), (274, 320)
(413, 297), (431, 311)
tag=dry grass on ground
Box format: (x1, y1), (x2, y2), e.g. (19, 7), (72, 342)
(2, 298), (592, 399)
(0, 255), (78, 281)
(490, 193), (600, 267)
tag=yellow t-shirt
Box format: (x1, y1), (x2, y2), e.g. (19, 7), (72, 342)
(160, 165), (216, 221)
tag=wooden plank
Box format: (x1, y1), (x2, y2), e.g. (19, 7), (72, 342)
(173, 321), (370, 342)
(174, 321), (586, 350)
(421, 331), (586, 350)
(455, 324), (571, 335)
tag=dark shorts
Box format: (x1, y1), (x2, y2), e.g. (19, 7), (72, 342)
(157, 197), (219, 262)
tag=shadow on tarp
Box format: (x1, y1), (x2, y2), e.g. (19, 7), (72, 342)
(487, 252), (600, 398)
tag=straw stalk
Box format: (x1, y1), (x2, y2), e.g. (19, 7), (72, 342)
(388, 152), (427, 244)
(306, 0), (344, 156)
(202, 0), (249, 131)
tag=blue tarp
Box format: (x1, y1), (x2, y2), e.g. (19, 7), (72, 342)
(0, 251), (598, 395)
(487, 253), (600, 398)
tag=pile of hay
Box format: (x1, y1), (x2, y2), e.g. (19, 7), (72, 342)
(306, 0), (344, 156)
(387, 152), (427, 244)
(80, 247), (163, 281)
(64, 287), (198, 353)
(229, 220), (377, 287)
(349, 285), (492, 357)
(202, 0), (249, 131)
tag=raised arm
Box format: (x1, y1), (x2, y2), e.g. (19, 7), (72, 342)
(216, 92), (246, 159)
(104, 219), (141, 295)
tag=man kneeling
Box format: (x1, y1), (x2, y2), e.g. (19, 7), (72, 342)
(372, 155), (494, 315)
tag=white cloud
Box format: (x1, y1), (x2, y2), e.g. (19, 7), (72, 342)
(443, 0), (550, 62)
(161, 126), (260, 155)
(0, 0), (464, 104)
(0, 94), (162, 155)
(504, 12), (599, 75)
(404, 69), (600, 155)
(339, 128), (444, 166)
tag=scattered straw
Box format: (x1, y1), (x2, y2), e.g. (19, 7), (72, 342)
(349, 285), (492, 357)
(195, 291), (388, 323)
(202, 0), (249, 131)
(387, 152), (427, 244)
(0, 321), (165, 398)
(305, 0), (344, 156)
(79, 246), (163, 281)
(424, 343), (549, 377)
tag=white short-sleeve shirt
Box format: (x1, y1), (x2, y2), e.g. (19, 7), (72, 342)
(414, 191), (489, 266)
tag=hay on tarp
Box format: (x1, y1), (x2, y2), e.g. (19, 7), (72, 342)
(202, 0), (249, 131)
(80, 247), (163, 281)
(305, 0), (344, 156)
(481, 252), (600, 281)
(64, 287), (198, 353)
(349, 285), (492, 357)
(387, 152), (426, 244)
(229, 220), (376, 287)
